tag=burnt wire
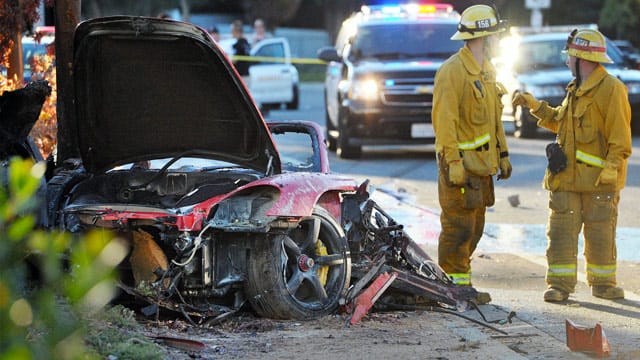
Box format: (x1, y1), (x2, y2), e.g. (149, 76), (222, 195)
(377, 301), (508, 335)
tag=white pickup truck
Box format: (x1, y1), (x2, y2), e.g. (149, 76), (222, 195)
(220, 37), (300, 110)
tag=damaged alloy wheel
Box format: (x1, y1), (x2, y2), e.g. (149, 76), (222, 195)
(246, 207), (351, 319)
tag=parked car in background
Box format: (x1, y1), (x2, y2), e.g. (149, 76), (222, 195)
(497, 26), (640, 137)
(219, 36), (299, 111)
(318, 3), (462, 158)
(1, 27), (55, 84)
(612, 39), (640, 69)
(248, 37), (299, 111)
(22, 26), (55, 82)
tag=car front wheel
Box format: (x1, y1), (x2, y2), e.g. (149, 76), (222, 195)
(337, 106), (362, 159)
(245, 207), (351, 319)
(286, 84), (299, 110)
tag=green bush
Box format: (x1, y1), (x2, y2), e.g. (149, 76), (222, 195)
(0, 157), (132, 359)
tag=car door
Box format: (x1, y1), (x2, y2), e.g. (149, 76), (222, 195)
(267, 120), (329, 173)
(249, 38), (296, 106)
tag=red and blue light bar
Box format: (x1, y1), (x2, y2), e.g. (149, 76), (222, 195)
(361, 3), (456, 18)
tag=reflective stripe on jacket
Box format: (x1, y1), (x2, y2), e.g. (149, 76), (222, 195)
(533, 65), (632, 192)
(433, 45), (509, 177)
(448, 273), (471, 285)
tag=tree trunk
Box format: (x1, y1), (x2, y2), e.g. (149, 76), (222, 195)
(6, 0), (24, 85)
(55, 0), (81, 162)
(7, 29), (24, 85)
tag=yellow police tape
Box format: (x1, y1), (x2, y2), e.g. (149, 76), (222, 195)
(231, 55), (327, 65)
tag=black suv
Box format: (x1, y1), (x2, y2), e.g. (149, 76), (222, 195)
(318, 4), (461, 158)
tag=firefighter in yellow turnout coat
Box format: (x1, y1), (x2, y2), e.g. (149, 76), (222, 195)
(513, 29), (632, 302)
(433, 4), (512, 304)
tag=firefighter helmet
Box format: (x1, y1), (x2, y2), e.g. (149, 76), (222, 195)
(451, 4), (507, 41)
(564, 28), (613, 64)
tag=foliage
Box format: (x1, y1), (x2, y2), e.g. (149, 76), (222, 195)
(0, 0), (43, 67)
(26, 49), (57, 159)
(600, 0), (640, 44)
(84, 305), (165, 359)
(0, 158), (126, 359)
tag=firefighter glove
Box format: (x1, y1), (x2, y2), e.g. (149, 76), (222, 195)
(448, 160), (465, 185)
(498, 157), (512, 180)
(512, 91), (541, 110)
(595, 164), (617, 186)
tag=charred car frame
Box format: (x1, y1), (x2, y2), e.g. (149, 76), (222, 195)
(4, 16), (477, 322)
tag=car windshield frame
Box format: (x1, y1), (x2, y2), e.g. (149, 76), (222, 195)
(515, 37), (626, 73)
(349, 22), (461, 61)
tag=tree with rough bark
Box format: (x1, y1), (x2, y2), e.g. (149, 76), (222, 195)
(0, 0), (42, 85)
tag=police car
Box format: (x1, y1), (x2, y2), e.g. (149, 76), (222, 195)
(318, 3), (462, 158)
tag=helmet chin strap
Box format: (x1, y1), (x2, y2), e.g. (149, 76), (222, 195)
(575, 57), (581, 87)
(482, 37), (493, 60)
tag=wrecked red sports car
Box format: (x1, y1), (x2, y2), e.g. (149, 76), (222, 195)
(43, 16), (361, 320)
(4, 16), (475, 322)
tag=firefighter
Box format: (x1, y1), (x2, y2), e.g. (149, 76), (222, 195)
(513, 28), (632, 302)
(432, 4), (512, 304)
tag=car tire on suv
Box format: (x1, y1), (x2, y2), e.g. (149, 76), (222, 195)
(286, 84), (299, 110)
(325, 107), (338, 152)
(337, 106), (362, 159)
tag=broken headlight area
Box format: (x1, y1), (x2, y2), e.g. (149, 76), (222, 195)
(209, 188), (280, 231)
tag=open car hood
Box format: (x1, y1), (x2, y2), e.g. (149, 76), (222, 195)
(69, 16), (278, 174)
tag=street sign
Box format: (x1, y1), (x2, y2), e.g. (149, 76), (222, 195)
(525, 0), (551, 9)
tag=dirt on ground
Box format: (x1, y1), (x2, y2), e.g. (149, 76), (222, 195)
(139, 308), (511, 360)
(120, 247), (640, 360)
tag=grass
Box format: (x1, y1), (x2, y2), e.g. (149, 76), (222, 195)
(84, 305), (166, 359)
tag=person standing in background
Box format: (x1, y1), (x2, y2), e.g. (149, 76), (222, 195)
(230, 20), (251, 83)
(513, 28), (631, 302)
(251, 18), (271, 46)
(208, 26), (220, 43)
(432, 4), (512, 305)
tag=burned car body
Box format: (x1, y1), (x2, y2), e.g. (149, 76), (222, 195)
(42, 16), (476, 321)
(45, 16), (359, 319)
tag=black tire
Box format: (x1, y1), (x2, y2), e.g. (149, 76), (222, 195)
(325, 106), (337, 152)
(45, 170), (87, 229)
(286, 84), (299, 110)
(336, 106), (362, 159)
(513, 105), (537, 139)
(245, 207), (351, 319)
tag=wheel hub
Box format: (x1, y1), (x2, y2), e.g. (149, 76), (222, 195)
(298, 255), (314, 272)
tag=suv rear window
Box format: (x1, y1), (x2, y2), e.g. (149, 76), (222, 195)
(350, 23), (460, 60)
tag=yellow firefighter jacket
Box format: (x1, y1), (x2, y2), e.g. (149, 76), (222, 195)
(532, 65), (632, 192)
(433, 45), (509, 176)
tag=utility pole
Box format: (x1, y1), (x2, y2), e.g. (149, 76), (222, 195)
(55, 0), (81, 161)
(525, 0), (551, 30)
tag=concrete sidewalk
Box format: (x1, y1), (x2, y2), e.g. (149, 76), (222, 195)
(451, 250), (640, 359)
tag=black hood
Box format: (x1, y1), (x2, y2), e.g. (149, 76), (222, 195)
(68, 16), (278, 174)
